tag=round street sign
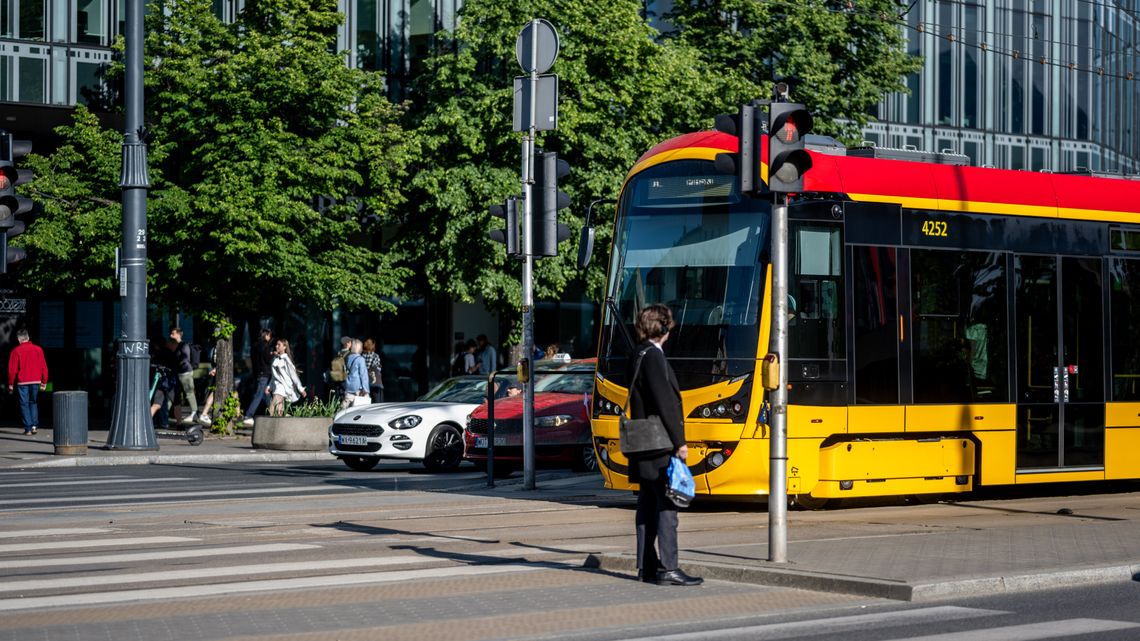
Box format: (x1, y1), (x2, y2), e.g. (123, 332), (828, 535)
(516, 19), (559, 74)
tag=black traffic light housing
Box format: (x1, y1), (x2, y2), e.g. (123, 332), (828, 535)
(0, 132), (32, 273)
(489, 195), (521, 258)
(531, 151), (571, 257)
(767, 102), (813, 193)
(713, 103), (763, 195)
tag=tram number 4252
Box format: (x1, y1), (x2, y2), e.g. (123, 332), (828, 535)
(921, 219), (949, 237)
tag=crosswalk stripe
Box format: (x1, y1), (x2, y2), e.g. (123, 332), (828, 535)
(0, 528), (110, 539)
(3, 477), (193, 488)
(0, 543), (319, 569)
(884, 618), (1140, 641)
(0, 563), (541, 611)
(0, 536), (196, 554)
(0, 555), (434, 592)
(0, 484), (349, 507)
(616, 606), (1007, 641)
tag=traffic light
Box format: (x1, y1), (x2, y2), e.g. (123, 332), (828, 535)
(767, 102), (813, 193)
(0, 132), (32, 273)
(713, 103), (763, 195)
(489, 195), (521, 258)
(531, 151), (570, 257)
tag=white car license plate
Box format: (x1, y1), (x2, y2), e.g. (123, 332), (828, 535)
(340, 435), (369, 446)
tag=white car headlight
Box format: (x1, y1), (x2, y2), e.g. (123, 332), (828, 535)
(389, 415), (423, 430)
(535, 414), (572, 428)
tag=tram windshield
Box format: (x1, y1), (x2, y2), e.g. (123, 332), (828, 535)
(598, 160), (771, 389)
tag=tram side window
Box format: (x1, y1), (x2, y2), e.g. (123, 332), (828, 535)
(1109, 258), (1140, 401)
(852, 246), (899, 404)
(911, 249), (1008, 404)
(788, 223), (844, 363)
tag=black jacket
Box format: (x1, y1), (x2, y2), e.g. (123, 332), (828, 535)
(255, 340), (275, 379)
(626, 340), (684, 482)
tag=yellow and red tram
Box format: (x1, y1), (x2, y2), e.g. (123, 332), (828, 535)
(590, 129), (1140, 502)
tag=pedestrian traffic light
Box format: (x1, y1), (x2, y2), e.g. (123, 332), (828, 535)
(489, 195), (521, 258)
(0, 132), (32, 274)
(767, 102), (813, 193)
(713, 103), (762, 195)
(531, 151), (571, 257)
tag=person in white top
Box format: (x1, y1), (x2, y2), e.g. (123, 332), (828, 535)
(267, 338), (307, 416)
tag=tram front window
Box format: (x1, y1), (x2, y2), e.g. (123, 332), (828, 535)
(599, 161), (770, 389)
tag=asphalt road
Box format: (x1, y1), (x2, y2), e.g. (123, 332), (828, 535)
(1, 461), (1138, 641)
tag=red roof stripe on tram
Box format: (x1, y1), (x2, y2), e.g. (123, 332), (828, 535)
(634, 131), (1140, 220)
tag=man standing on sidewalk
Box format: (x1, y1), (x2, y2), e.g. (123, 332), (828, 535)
(7, 329), (48, 436)
(170, 327), (200, 424)
(240, 328), (275, 427)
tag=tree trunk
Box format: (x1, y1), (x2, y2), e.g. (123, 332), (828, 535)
(211, 319), (235, 430)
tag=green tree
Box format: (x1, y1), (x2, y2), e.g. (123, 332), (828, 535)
(399, 0), (749, 330)
(22, 0), (416, 425)
(664, 0), (922, 141)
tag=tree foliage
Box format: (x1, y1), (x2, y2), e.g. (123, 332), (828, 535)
(664, 0), (922, 141)
(22, 0), (416, 318)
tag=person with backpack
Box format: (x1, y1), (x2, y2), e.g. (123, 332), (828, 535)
(362, 338), (384, 403)
(169, 326), (201, 424)
(328, 335), (351, 402)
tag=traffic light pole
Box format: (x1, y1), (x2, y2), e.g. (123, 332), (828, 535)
(519, 20), (541, 491)
(768, 195), (789, 562)
(107, 0), (157, 450)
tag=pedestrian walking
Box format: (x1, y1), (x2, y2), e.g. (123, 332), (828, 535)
(328, 335), (351, 402)
(477, 334), (497, 375)
(7, 329), (48, 436)
(362, 338), (384, 403)
(268, 338), (306, 416)
(463, 339), (478, 374)
(341, 339), (371, 410)
(241, 328), (275, 427)
(626, 304), (702, 587)
(169, 327), (200, 424)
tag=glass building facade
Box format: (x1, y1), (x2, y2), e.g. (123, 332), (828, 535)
(867, 0), (1140, 173)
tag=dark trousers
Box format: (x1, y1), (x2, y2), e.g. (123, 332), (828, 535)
(16, 384), (39, 430)
(245, 376), (269, 419)
(635, 469), (679, 574)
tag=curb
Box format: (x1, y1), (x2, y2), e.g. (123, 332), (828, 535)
(584, 553), (1140, 602)
(1, 451), (337, 468)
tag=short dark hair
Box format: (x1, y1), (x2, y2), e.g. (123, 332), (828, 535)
(260, 328), (273, 338)
(635, 304), (674, 342)
(476, 334), (488, 343)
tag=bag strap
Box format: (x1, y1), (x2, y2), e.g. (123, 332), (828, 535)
(619, 347), (652, 418)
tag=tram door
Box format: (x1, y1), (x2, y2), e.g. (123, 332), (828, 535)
(1014, 255), (1106, 470)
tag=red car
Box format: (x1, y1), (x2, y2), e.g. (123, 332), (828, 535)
(464, 359), (596, 473)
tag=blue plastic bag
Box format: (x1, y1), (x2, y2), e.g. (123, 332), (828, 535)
(665, 456), (695, 508)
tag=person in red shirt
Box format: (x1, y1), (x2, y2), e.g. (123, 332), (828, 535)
(8, 329), (49, 436)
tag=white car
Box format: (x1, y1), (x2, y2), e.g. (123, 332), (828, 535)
(328, 375), (496, 472)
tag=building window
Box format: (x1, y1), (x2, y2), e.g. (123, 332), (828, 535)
(18, 55), (45, 102)
(20, 0), (46, 40)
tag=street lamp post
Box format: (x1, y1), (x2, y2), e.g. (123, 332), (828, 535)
(106, 0), (156, 450)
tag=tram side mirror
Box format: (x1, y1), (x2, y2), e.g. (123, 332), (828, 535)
(577, 226), (595, 269)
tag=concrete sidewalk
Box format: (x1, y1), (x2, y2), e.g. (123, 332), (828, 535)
(3, 424), (1139, 604)
(0, 425), (335, 468)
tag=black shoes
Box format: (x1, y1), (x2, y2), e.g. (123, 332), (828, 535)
(656, 568), (703, 586)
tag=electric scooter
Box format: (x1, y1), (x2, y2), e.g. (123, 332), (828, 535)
(150, 366), (204, 446)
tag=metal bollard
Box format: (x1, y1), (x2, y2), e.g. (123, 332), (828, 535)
(52, 391), (88, 456)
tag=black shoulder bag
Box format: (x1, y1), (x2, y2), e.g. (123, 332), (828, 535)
(618, 347), (675, 456)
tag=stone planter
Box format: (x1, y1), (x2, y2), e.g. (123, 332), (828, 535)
(251, 416), (331, 451)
